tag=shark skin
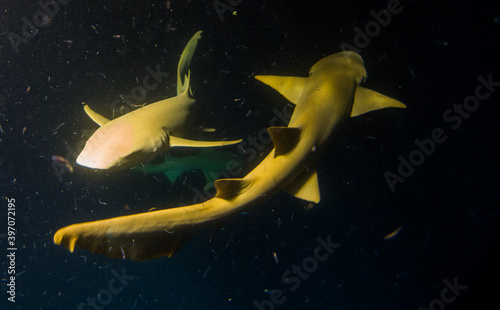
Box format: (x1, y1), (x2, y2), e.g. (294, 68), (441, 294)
(76, 30), (241, 171)
(53, 51), (406, 261)
(132, 148), (245, 190)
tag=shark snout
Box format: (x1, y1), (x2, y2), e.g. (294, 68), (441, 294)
(76, 148), (117, 170)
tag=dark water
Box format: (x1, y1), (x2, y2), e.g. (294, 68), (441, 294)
(1, 0), (499, 309)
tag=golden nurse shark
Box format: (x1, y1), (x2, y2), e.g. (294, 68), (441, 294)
(54, 51), (406, 260)
(76, 31), (241, 171)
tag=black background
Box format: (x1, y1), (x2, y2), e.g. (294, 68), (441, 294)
(1, 0), (499, 309)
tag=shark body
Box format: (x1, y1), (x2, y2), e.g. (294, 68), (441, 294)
(54, 51), (406, 260)
(76, 31), (241, 171)
(132, 149), (244, 190)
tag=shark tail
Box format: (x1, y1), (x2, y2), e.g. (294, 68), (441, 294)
(53, 178), (253, 261)
(53, 204), (217, 261)
(177, 31), (203, 96)
(53, 216), (196, 261)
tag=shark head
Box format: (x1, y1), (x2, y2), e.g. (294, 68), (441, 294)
(77, 121), (168, 170)
(309, 51), (367, 84)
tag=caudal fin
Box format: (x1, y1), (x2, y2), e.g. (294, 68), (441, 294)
(53, 202), (219, 261)
(53, 218), (195, 261)
(177, 31), (203, 95)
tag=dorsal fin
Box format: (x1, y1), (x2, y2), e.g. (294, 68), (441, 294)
(254, 75), (308, 105)
(268, 127), (301, 156)
(214, 178), (252, 200)
(284, 169), (320, 203)
(83, 105), (110, 126)
(351, 86), (406, 117)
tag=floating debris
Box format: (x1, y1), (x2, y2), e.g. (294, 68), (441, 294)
(51, 155), (74, 173)
(52, 122), (66, 132)
(304, 202), (315, 211)
(384, 225), (403, 240)
(407, 65), (416, 78)
(203, 266), (210, 278)
(272, 251), (279, 264)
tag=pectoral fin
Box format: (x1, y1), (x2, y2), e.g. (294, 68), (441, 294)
(83, 105), (110, 126)
(350, 87), (406, 117)
(177, 31), (202, 95)
(254, 75), (308, 105)
(169, 136), (242, 148)
(284, 169), (321, 204)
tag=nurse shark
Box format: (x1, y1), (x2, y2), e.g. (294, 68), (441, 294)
(132, 148), (244, 190)
(76, 31), (241, 171)
(54, 51), (406, 260)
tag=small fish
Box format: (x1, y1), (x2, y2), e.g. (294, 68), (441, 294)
(384, 225), (403, 240)
(51, 155), (74, 173)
